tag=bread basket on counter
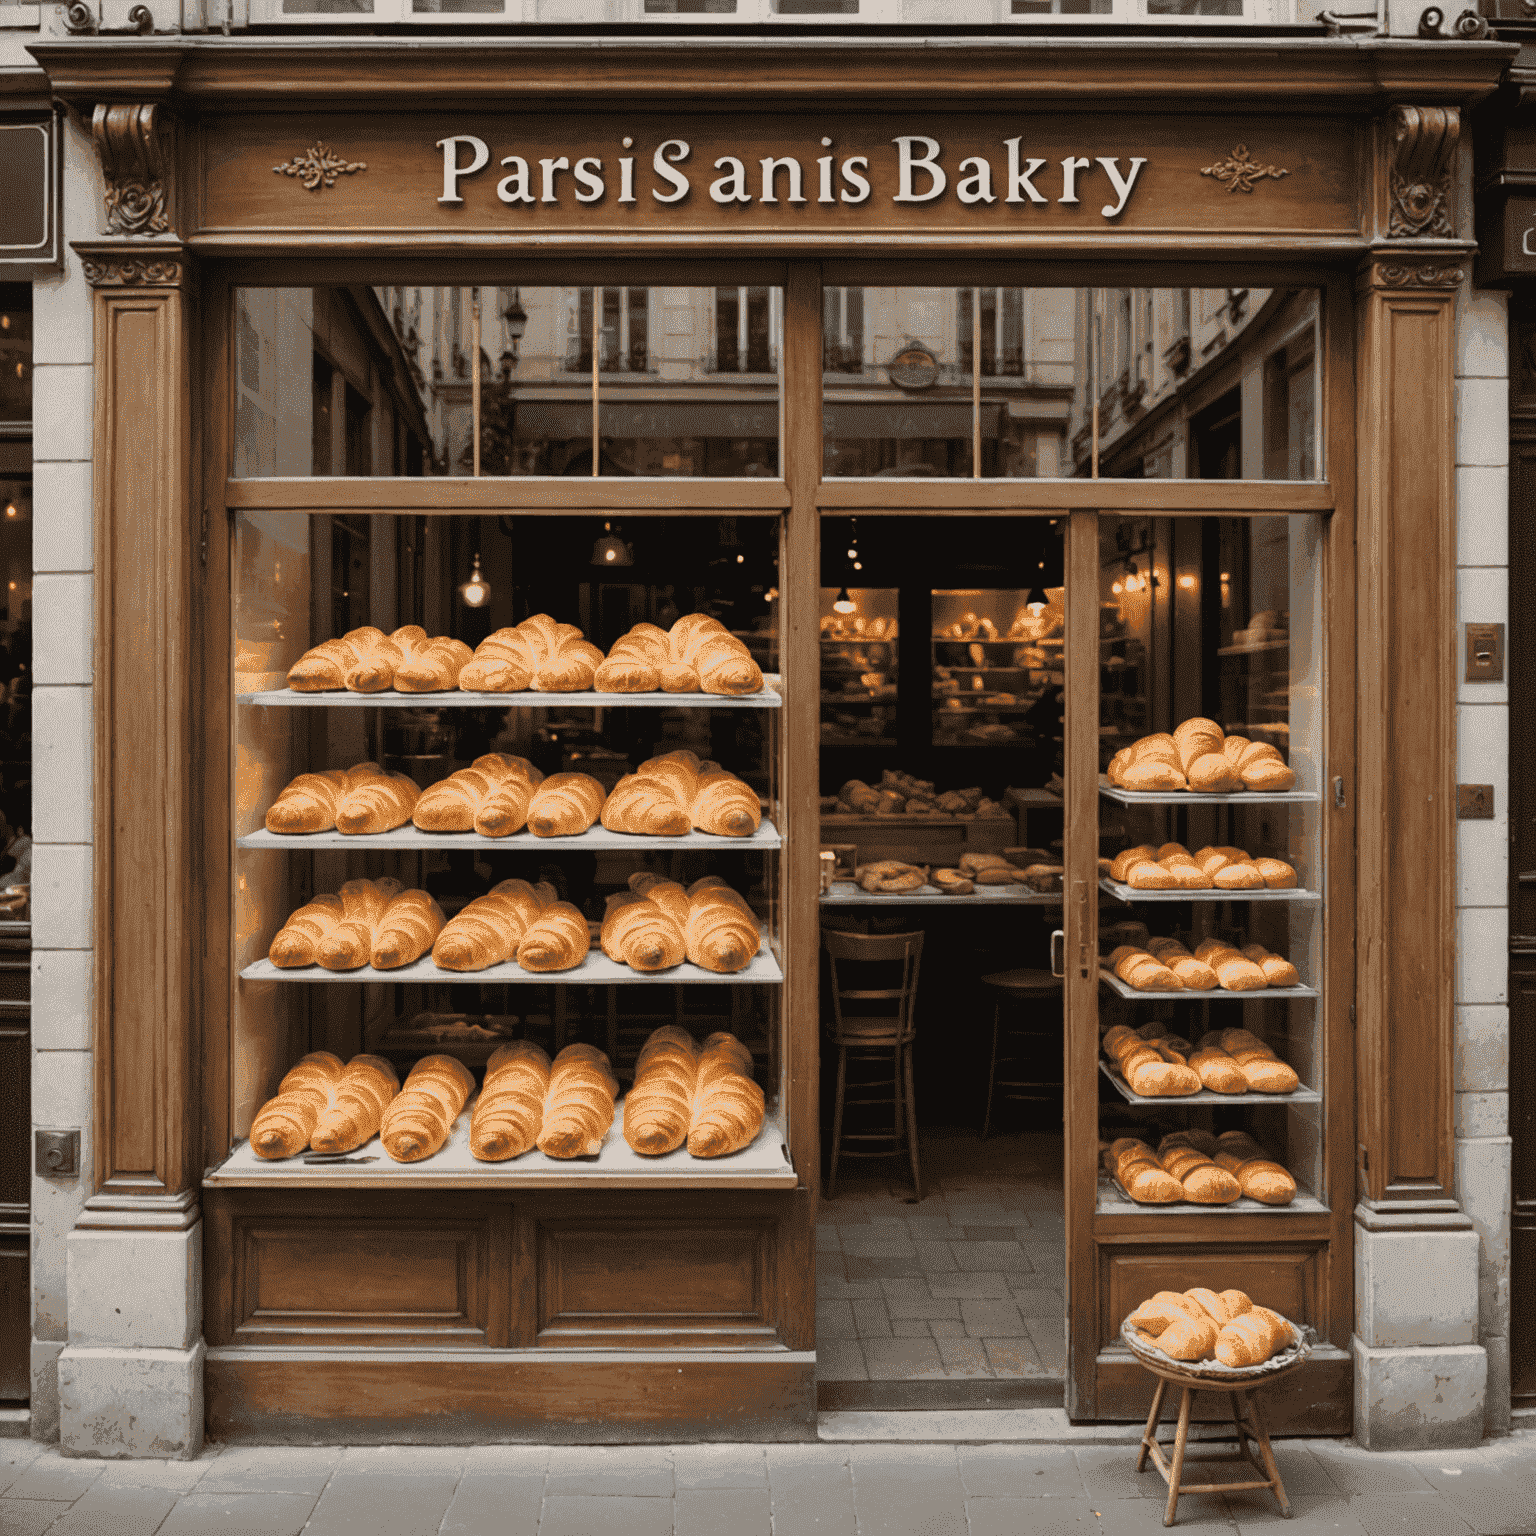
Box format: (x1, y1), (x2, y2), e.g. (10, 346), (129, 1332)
(1119, 1314), (1313, 1384)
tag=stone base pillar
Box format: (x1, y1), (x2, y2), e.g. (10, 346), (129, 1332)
(1353, 1216), (1487, 1448)
(57, 1216), (203, 1459)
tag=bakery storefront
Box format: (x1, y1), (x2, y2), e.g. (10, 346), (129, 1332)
(31, 33), (1505, 1446)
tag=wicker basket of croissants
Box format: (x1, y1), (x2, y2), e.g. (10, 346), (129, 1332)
(1122, 1288), (1309, 1378)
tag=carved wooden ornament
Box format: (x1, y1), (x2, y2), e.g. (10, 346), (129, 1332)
(1387, 105), (1459, 240)
(92, 103), (169, 237)
(273, 145), (367, 192)
(1199, 145), (1289, 194)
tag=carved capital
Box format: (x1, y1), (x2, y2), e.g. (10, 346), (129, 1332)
(92, 103), (171, 237)
(75, 240), (188, 289)
(1359, 255), (1466, 292)
(1387, 105), (1459, 240)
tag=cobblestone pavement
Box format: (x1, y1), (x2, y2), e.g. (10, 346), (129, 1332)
(3, 1431), (1535, 1536)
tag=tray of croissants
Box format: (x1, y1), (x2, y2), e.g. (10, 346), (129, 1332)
(208, 1027), (794, 1187)
(1101, 842), (1305, 901)
(1104, 718), (1301, 797)
(251, 612), (774, 702)
(1102, 1129), (1299, 1207)
(1100, 1023), (1311, 1103)
(1122, 1289), (1310, 1378)
(245, 750), (768, 845)
(246, 871), (776, 983)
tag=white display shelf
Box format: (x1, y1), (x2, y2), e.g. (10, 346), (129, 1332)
(240, 678), (781, 710)
(820, 882), (1060, 906)
(1097, 969), (1318, 1002)
(1096, 1174), (1326, 1217)
(1100, 877), (1320, 905)
(1098, 774), (1318, 807)
(1097, 1059), (1321, 1108)
(204, 1101), (795, 1190)
(240, 943), (782, 986)
(238, 819), (781, 853)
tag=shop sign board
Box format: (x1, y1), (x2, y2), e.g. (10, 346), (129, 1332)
(202, 111), (1359, 245)
(1478, 192), (1536, 282)
(0, 116), (62, 274)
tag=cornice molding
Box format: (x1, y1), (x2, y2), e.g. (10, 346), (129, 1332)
(1357, 249), (1468, 289)
(74, 238), (189, 288)
(26, 35), (1517, 112)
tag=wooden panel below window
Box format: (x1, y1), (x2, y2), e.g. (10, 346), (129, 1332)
(230, 1209), (509, 1348)
(536, 1218), (778, 1349)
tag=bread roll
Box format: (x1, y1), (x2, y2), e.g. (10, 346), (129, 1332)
(470, 1040), (552, 1161)
(1186, 1287), (1252, 1326)
(1214, 1131), (1298, 1205)
(1127, 1291), (1210, 1334)
(623, 1026), (699, 1155)
(1188, 1042), (1251, 1094)
(1255, 857), (1298, 889)
(1215, 1028), (1300, 1093)
(1173, 717), (1225, 773)
(537, 1043), (619, 1158)
(1145, 938), (1218, 990)
(1111, 1141), (1184, 1203)
(1192, 939), (1268, 991)
(1110, 944), (1182, 992)
(310, 1054), (399, 1154)
(1213, 860), (1266, 890)
(1214, 1306), (1293, 1366)
(1122, 759), (1187, 791)
(1109, 845), (1157, 883)
(1237, 740), (1297, 792)
(1241, 944), (1301, 988)
(1126, 860), (1179, 890)
(1159, 1141), (1242, 1203)
(250, 1051), (345, 1159)
(379, 1054), (476, 1163)
(1187, 751), (1242, 793)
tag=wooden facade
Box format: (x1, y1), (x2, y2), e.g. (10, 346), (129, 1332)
(29, 32), (1513, 1440)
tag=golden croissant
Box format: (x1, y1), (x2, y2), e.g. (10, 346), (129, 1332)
(412, 754), (544, 836)
(265, 763), (417, 836)
(682, 876), (760, 973)
(470, 1041), (552, 1161)
(433, 879), (555, 971)
(310, 1054), (400, 1154)
(598, 613), (763, 697)
(623, 1026), (699, 1155)
(250, 1051), (345, 1159)
(380, 1054), (476, 1163)
(310, 877), (403, 971)
(369, 888), (446, 970)
(516, 900), (591, 973)
(536, 1043), (619, 1158)
(460, 613), (604, 693)
(601, 888), (687, 972)
(526, 773), (607, 837)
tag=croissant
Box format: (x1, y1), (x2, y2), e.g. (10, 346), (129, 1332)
(691, 769), (762, 838)
(1230, 737), (1296, 792)
(624, 1026), (700, 1155)
(470, 1040), (552, 1161)
(529, 618), (605, 692)
(601, 765), (693, 837)
(687, 1031), (764, 1157)
(265, 767), (349, 834)
(380, 1054), (476, 1163)
(1151, 1309), (1220, 1361)
(1241, 944), (1301, 988)
(1173, 717), (1225, 773)
(433, 879), (555, 971)
(393, 633), (473, 693)
(269, 893), (346, 968)
(459, 622), (540, 693)
(1214, 1306), (1293, 1366)
(250, 1051), (345, 1159)
(1185, 1287), (1252, 1326)
(310, 1054), (400, 1154)
(370, 889), (446, 970)
(526, 773), (607, 837)
(413, 754), (543, 836)
(593, 622), (672, 693)
(684, 878), (760, 973)
(517, 901), (591, 973)
(625, 613), (763, 696)
(286, 627), (390, 692)
(1215, 1130), (1297, 1204)
(1187, 751), (1242, 793)
(602, 889), (687, 972)
(1121, 757), (1186, 792)
(536, 1043), (619, 1158)
(854, 861), (926, 894)
(1127, 1290), (1210, 1335)
(315, 877), (404, 971)
(334, 766), (421, 836)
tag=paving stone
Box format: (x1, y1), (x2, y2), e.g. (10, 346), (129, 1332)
(838, 1228), (918, 1259)
(1097, 1494), (1238, 1536)
(965, 1495), (1105, 1536)
(1225, 1489), (1373, 1536)
(847, 1443), (967, 1535)
(942, 1204), (1013, 1226)
(4, 1451), (105, 1503)
(0, 1440), (47, 1496)
(1310, 1443), (1435, 1495)
(1433, 1488), (1536, 1535)
(816, 1299), (858, 1340)
(1074, 1444), (1167, 1502)
(670, 1444), (767, 1490)
(540, 1494), (674, 1536)
(962, 1226), (1023, 1242)
(841, 1256), (925, 1281)
(97, 1454), (217, 1491)
(1266, 1446), (1346, 1500)
(42, 1480), (179, 1536)
(816, 1339), (868, 1381)
(1008, 1286), (1065, 1317)
(960, 1298), (1029, 1337)
(195, 1445), (344, 1495)
(891, 1319), (933, 1337)
(155, 1490), (321, 1536)
(676, 1485), (771, 1536)
(766, 1444), (856, 1536)
(816, 1273), (885, 1300)
(861, 1337), (947, 1380)
(1028, 1316), (1068, 1370)
(545, 1445), (673, 1497)
(439, 1466), (544, 1533)
(0, 1499), (76, 1536)
(301, 1470), (461, 1536)
(933, 1337), (994, 1377)
(929, 1319), (967, 1337)
(929, 1273), (1014, 1299)
(883, 1293), (960, 1321)
(901, 1217), (962, 1240)
(334, 1446), (466, 1476)
(957, 1444), (1085, 1498)
(913, 1241), (959, 1273)
(815, 1224), (841, 1252)
(984, 1337), (1046, 1376)
(852, 1298), (892, 1338)
(874, 1277), (932, 1298)
(1346, 1490), (1476, 1536)
(950, 1241), (1033, 1273)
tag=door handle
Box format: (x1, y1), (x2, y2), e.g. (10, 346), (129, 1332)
(1051, 929), (1065, 979)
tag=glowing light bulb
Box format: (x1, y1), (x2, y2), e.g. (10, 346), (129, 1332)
(1111, 581), (1123, 595)
(3, 505), (14, 518)
(833, 587), (856, 614)
(847, 547), (857, 559)
(736, 554), (744, 564)
(853, 561), (862, 571)
(1177, 573), (1197, 590)
(459, 552), (492, 608)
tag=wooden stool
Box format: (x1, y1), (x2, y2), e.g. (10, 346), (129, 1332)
(1125, 1323), (1310, 1527)
(977, 967), (1062, 1138)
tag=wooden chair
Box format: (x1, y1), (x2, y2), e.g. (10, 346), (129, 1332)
(978, 967), (1063, 1138)
(821, 928), (924, 1200)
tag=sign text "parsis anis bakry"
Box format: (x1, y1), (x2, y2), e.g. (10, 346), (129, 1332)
(436, 134), (1149, 220)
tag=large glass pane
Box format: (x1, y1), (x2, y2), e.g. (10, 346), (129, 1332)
(820, 587), (898, 748)
(0, 286), (30, 425)
(233, 285), (780, 479)
(1096, 513), (1325, 1216)
(823, 286), (1321, 480)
